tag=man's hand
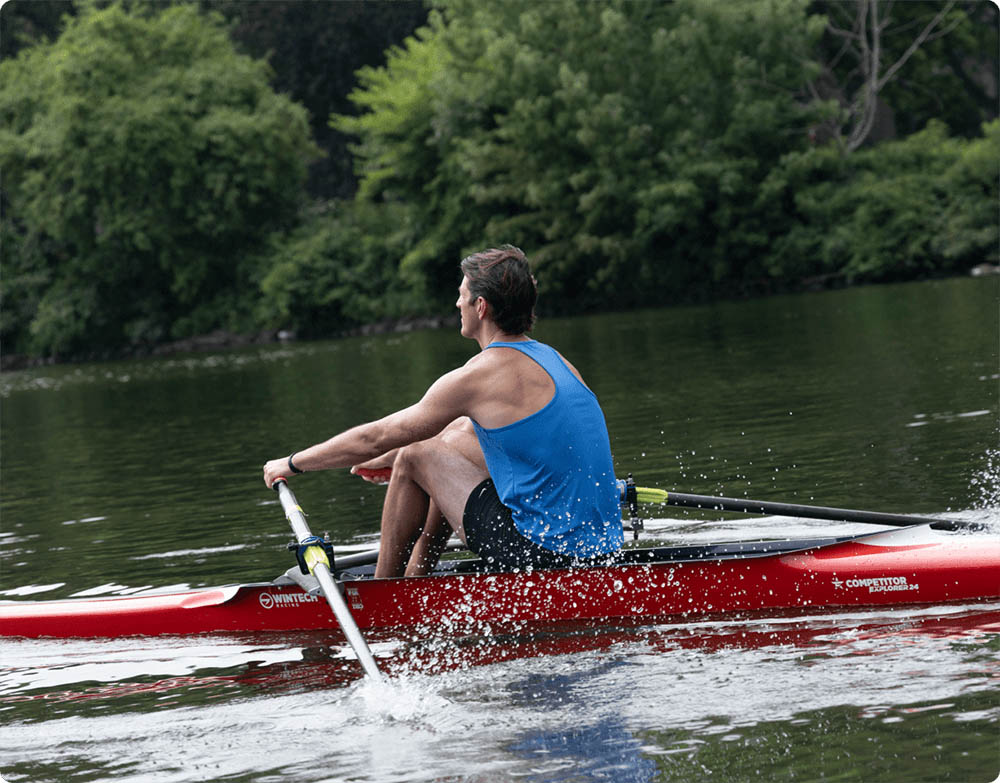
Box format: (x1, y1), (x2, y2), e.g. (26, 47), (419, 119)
(352, 467), (393, 484)
(351, 449), (398, 485)
(263, 457), (291, 489)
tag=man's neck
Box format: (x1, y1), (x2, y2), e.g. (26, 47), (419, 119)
(477, 327), (528, 350)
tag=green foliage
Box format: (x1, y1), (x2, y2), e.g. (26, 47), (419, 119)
(934, 119), (1000, 265)
(335, 0), (829, 311)
(762, 120), (999, 283)
(203, 0), (428, 200)
(258, 199), (421, 336)
(332, 0), (995, 314)
(334, 11), (477, 301)
(0, 1), (319, 357)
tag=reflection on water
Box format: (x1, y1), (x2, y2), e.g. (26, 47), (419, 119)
(510, 720), (657, 783)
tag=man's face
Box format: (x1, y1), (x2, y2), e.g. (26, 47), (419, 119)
(457, 276), (479, 338)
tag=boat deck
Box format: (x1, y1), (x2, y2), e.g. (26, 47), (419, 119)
(333, 536), (851, 579)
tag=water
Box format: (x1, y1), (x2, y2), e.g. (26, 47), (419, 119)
(1, 607), (998, 781)
(1, 277), (998, 782)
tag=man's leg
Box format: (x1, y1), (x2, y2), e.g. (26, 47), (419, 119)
(376, 419), (487, 578)
(404, 500), (452, 577)
(404, 419), (486, 576)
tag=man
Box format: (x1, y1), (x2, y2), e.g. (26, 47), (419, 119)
(263, 245), (623, 577)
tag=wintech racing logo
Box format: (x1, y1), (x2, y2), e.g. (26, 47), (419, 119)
(259, 591), (320, 609)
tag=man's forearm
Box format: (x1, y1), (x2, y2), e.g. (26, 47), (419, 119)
(291, 422), (387, 471)
(263, 421), (388, 487)
(263, 394), (461, 488)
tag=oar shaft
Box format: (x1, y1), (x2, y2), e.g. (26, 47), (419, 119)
(355, 467), (970, 531)
(311, 561), (383, 679)
(653, 490), (968, 531)
(276, 480), (314, 541)
(276, 480), (383, 681)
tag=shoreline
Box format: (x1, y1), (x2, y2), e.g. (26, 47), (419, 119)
(3, 267), (996, 373)
(0, 314), (458, 372)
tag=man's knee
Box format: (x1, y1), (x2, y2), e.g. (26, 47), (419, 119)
(440, 420), (484, 470)
(440, 419), (474, 447)
(439, 416), (474, 442)
(394, 441), (431, 476)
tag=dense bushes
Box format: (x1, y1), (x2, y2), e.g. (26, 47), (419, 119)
(257, 200), (420, 336)
(761, 120), (999, 284)
(332, 0), (832, 311)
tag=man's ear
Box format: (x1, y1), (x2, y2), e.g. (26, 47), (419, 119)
(476, 296), (488, 320)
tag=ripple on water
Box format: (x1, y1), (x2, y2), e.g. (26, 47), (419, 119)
(907, 409), (993, 427)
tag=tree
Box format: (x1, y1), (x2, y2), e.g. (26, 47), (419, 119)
(1, 1), (431, 202)
(257, 199), (420, 337)
(809, 0), (996, 151)
(759, 119), (999, 283)
(0, 1), (319, 357)
(335, 0), (827, 311)
(204, 0), (428, 200)
(0, 0), (74, 60)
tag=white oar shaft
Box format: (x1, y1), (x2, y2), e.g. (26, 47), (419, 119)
(311, 561), (383, 680)
(276, 481), (383, 681)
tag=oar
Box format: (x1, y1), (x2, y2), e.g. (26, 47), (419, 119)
(354, 467), (975, 532)
(634, 488), (974, 532)
(274, 479), (384, 681)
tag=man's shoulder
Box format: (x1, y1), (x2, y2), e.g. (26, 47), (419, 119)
(453, 346), (538, 393)
(462, 349), (507, 377)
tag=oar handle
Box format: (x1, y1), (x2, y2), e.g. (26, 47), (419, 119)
(353, 467), (392, 484)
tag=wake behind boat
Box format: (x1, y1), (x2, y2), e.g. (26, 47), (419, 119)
(2, 518), (998, 640)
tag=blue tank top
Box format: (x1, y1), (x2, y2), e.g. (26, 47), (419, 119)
(471, 340), (623, 556)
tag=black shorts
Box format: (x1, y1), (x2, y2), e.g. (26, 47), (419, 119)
(463, 478), (599, 570)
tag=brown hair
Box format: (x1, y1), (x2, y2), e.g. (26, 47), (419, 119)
(460, 245), (537, 334)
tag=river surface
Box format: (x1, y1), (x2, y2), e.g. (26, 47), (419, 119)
(1, 277), (998, 782)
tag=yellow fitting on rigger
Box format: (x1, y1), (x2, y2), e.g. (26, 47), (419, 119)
(636, 487), (669, 505)
(303, 545), (330, 574)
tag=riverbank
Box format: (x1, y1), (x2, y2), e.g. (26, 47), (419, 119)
(4, 267), (996, 373)
(0, 314), (459, 373)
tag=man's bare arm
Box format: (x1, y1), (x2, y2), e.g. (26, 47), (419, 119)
(262, 366), (478, 487)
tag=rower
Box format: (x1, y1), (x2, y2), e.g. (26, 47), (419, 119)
(264, 245), (624, 577)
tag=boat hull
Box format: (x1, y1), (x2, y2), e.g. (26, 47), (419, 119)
(2, 528), (998, 639)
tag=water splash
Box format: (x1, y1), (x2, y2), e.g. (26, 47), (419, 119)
(352, 671), (453, 725)
(969, 447), (1000, 521)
